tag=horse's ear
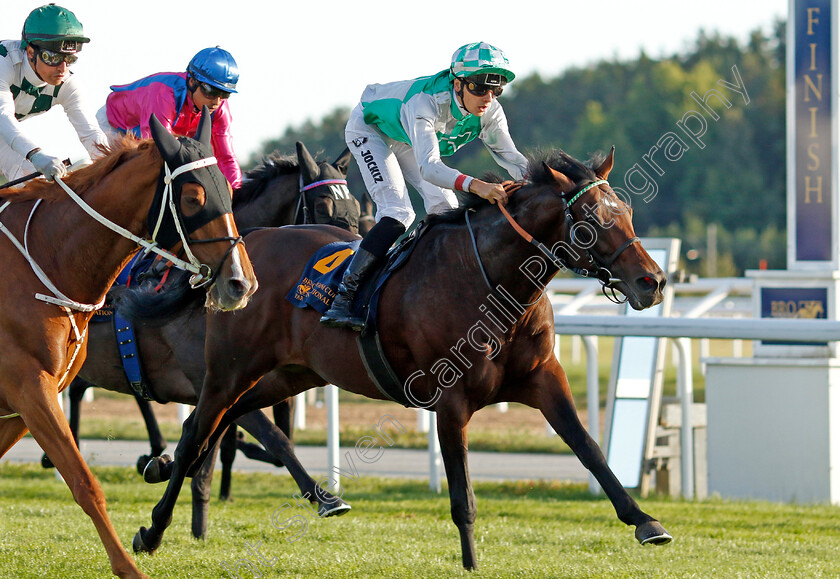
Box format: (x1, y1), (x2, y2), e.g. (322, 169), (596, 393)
(543, 162), (575, 193)
(296, 141), (320, 182)
(195, 105), (213, 148)
(149, 114), (180, 160)
(595, 146), (615, 180)
(333, 147), (352, 176)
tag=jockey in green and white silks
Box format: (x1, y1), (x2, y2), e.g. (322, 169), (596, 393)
(349, 52), (528, 227)
(322, 42), (529, 331)
(0, 5), (107, 181)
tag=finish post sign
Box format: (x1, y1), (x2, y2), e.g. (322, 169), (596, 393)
(793, 0), (833, 263)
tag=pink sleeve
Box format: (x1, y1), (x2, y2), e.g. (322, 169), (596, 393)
(136, 89), (178, 139)
(210, 104), (242, 189)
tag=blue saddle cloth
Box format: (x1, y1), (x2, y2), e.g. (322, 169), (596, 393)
(286, 222), (428, 329)
(287, 240), (363, 314)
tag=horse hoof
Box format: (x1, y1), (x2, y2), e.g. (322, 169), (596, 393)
(319, 501), (352, 518)
(142, 454), (173, 484)
(137, 455), (152, 476)
(132, 527), (157, 554)
(635, 520), (673, 545)
(40, 453), (55, 469)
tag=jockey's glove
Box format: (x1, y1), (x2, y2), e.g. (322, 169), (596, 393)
(29, 151), (68, 182)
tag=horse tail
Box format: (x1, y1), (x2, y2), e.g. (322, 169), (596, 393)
(112, 271), (204, 324)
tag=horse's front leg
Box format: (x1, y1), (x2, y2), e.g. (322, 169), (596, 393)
(41, 376), (88, 469)
(435, 400), (478, 570)
(15, 376), (148, 578)
(133, 391), (232, 554)
(526, 359), (671, 545)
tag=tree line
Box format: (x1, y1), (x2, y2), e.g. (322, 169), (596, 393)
(250, 21), (787, 276)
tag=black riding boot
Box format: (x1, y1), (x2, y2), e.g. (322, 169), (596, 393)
(320, 248), (380, 331)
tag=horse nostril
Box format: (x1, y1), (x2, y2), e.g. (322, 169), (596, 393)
(637, 275), (661, 293)
(227, 278), (251, 300)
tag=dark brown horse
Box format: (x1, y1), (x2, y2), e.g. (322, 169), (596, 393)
(0, 111), (256, 578)
(52, 143), (358, 538)
(135, 147), (671, 568)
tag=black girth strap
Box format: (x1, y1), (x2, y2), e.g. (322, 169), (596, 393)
(356, 332), (415, 408)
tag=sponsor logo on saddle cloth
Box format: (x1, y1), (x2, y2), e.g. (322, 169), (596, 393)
(287, 239), (362, 313)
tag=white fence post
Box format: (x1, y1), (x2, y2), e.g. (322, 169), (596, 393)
(325, 384), (340, 494)
(294, 392), (306, 430)
(582, 336), (600, 495)
(428, 412), (442, 493)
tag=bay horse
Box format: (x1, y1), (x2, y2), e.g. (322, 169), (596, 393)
(135, 147), (672, 568)
(51, 143), (358, 538)
(0, 110), (256, 579)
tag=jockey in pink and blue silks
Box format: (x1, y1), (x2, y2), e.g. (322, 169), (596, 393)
(97, 47), (242, 189)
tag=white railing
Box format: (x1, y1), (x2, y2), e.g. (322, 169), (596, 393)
(553, 315), (840, 498)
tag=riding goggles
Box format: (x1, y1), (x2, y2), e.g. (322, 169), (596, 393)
(198, 82), (231, 100)
(464, 80), (503, 98)
(35, 47), (78, 67)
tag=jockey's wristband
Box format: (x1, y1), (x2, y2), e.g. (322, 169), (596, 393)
(455, 174), (473, 193)
(26, 147), (41, 161)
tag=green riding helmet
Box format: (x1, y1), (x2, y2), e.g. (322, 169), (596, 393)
(449, 41), (515, 86)
(22, 4), (90, 53)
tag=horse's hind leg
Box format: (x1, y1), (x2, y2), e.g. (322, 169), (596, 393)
(191, 432), (222, 539)
(20, 383), (148, 578)
(134, 395), (167, 474)
(272, 397), (294, 442)
(218, 425), (237, 501)
(526, 360), (671, 545)
(435, 401), (478, 570)
(235, 409), (351, 517)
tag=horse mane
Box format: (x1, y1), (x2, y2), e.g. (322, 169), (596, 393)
(233, 153), (299, 209)
(0, 136), (161, 204)
(423, 148), (606, 227)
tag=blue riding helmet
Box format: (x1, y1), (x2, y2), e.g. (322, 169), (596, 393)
(187, 47), (239, 93)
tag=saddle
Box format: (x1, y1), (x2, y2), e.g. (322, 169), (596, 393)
(287, 222), (432, 407)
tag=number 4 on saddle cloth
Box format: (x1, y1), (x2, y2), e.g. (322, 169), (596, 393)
(286, 227), (428, 407)
(89, 252), (171, 401)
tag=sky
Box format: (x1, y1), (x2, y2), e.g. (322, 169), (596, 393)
(6, 0), (788, 165)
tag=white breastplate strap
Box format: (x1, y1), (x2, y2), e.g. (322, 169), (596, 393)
(0, 200), (104, 311)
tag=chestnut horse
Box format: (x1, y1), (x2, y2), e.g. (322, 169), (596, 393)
(0, 111), (256, 579)
(135, 147), (672, 568)
(52, 143), (358, 538)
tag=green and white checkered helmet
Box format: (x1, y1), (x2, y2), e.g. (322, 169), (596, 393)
(450, 42), (514, 85)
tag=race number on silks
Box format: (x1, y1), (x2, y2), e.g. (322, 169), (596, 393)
(286, 239), (362, 313)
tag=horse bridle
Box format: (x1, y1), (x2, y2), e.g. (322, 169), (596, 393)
(296, 176), (350, 225)
(466, 178), (640, 305)
(556, 179), (641, 303)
